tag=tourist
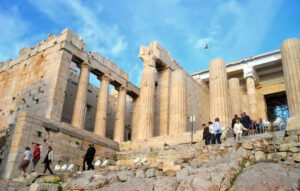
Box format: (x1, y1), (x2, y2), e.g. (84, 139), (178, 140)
(231, 114), (240, 139)
(84, 144), (96, 170)
(32, 143), (40, 173)
(241, 112), (251, 135)
(231, 114), (240, 129)
(258, 118), (264, 134)
(18, 147), (32, 178)
(208, 121), (215, 144)
(249, 120), (258, 135)
(43, 146), (54, 174)
(202, 123), (210, 145)
(214, 118), (222, 144)
(234, 119), (248, 143)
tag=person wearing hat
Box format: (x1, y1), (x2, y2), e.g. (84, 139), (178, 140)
(83, 144), (96, 170)
(43, 146), (54, 174)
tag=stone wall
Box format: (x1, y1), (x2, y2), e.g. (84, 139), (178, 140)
(0, 33), (72, 129)
(117, 131), (300, 168)
(2, 112), (118, 179)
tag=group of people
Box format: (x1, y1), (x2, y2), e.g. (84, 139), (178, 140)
(232, 112), (265, 136)
(19, 143), (97, 178)
(18, 144), (53, 178)
(202, 118), (223, 145)
(202, 112), (265, 145)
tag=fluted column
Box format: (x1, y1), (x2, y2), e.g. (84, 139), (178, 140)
(246, 76), (258, 120)
(228, 78), (241, 116)
(137, 55), (156, 140)
(209, 58), (231, 128)
(71, 63), (90, 128)
(114, 86), (127, 142)
(159, 67), (170, 136)
(169, 69), (187, 135)
(94, 75), (111, 136)
(131, 97), (140, 141)
(281, 38), (300, 131)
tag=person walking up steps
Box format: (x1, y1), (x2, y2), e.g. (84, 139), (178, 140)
(18, 147), (32, 178)
(32, 143), (40, 173)
(43, 146), (54, 174)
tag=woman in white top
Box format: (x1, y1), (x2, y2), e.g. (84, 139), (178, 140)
(234, 119), (248, 143)
(18, 147), (33, 177)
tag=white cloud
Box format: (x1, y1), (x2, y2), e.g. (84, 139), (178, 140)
(28, 0), (127, 57)
(0, 6), (44, 61)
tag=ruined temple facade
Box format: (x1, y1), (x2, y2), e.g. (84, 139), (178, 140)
(0, 29), (300, 179)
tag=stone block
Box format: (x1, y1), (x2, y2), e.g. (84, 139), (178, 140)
(254, 151), (266, 161)
(29, 183), (58, 191)
(189, 158), (203, 168)
(146, 168), (157, 178)
(135, 169), (145, 178)
(163, 161), (181, 172)
(242, 141), (253, 149)
(279, 144), (289, 151)
(288, 147), (299, 153)
(237, 147), (248, 161)
(293, 153), (300, 162)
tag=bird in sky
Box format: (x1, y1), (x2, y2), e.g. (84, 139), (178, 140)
(204, 44), (208, 49)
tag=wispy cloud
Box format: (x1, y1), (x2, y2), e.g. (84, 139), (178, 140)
(28, 0), (127, 57)
(0, 5), (43, 61)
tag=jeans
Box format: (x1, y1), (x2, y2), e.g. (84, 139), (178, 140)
(204, 137), (210, 145)
(211, 134), (216, 144)
(44, 161), (53, 174)
(216, 133), (222, 144)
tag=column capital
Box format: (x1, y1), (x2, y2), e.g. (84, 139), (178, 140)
(79, 62), (92, 71)
(98, 74), (111, 82)
(243, 65), (259, 83)
(115, 85), (127, 92)
(139, 46), (157, 67)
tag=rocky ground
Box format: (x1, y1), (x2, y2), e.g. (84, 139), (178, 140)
(2, 131), (300, 191)
(61, 158), (300, 191)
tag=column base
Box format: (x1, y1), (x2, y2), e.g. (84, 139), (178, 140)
(287, 115), (300, 131)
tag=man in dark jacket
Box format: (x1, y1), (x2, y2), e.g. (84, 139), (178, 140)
(241, 112), (251, 135)
(202, 123), (210, 145)
(83, 144), (96, 170)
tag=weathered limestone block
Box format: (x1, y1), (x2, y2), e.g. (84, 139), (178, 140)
(281, 38), (300, 131)
(209, 58), (231, 128)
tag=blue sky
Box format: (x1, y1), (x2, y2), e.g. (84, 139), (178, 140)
(1, 0), (300, 86)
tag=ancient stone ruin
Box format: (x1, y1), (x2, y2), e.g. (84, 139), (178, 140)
(0, 29), (300, 190)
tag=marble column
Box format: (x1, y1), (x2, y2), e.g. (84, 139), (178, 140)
(228, 78), (241, 116)
(246, 76), (258, 120)
(158, 67), (170, 136)
(71, 63), (90, 128)
(281, 38), (300, 131)
(94, 75), (110, 136)
(131, 97), (140, 141)
(209, 58), (231, 128)
(169, 69), (187, 135)
(114, 86), (127, 142)
(137, 55), (156, 140)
